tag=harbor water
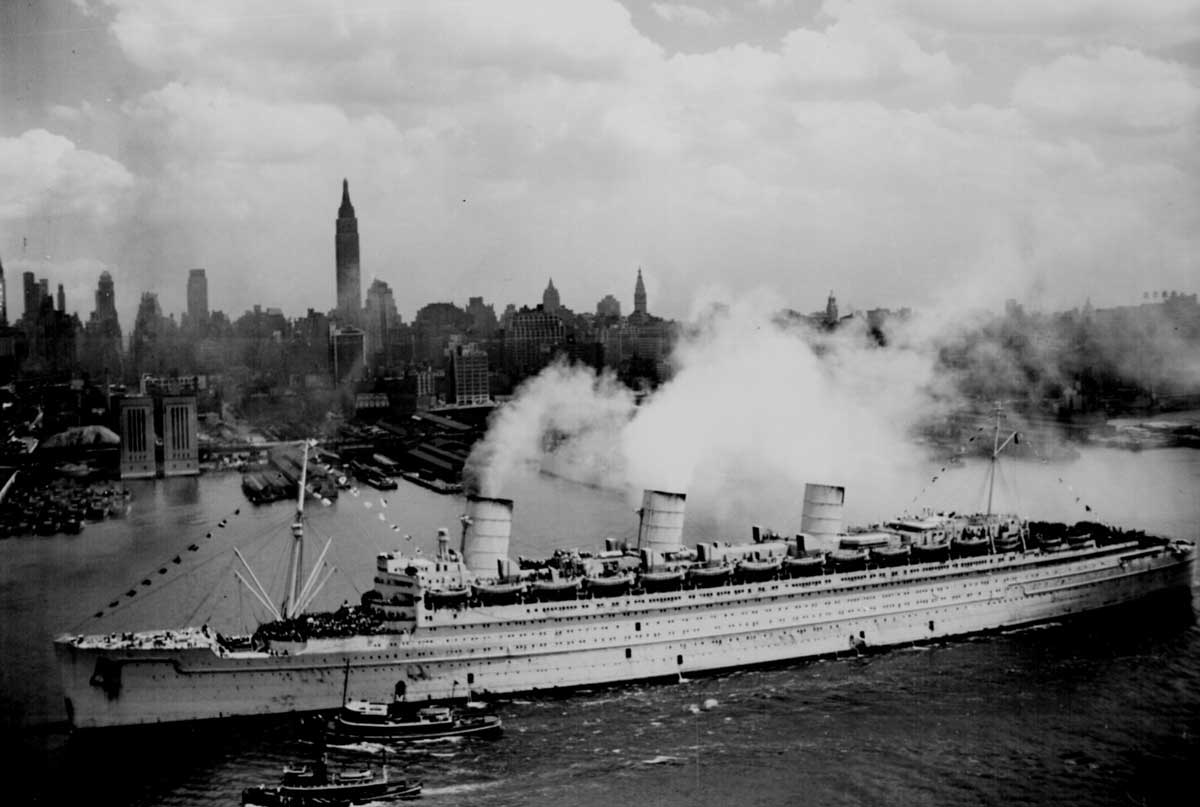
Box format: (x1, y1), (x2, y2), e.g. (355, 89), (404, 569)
(2, 448), (1198, 805)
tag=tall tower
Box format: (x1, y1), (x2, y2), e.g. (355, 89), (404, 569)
(95, 270), (117, 321)
(56, 283), (65, 313)
(22, 271), (37, 324)
(825, 291), (839, 325)
(0, 256), (7, 327)
(187, 268), (208, 329)
(335, 179), (361, 325)
(634, 268), (647, 316)
(542, 278), (560, 314)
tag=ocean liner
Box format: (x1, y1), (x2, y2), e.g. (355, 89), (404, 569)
(55, 430), (1195, 730)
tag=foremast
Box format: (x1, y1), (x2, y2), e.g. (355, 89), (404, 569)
(233, 439), (336, 625)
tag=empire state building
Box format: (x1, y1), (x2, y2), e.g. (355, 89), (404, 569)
(335, 179), (361, 324)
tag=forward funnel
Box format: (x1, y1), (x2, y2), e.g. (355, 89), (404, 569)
(636, 490), (687, 553)
(462, 495), (514, 578)
(800, 483), (844, 551)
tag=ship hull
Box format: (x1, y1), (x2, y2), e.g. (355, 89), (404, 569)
(58, 541), (1194, 729)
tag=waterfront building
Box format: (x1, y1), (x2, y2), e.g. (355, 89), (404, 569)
(450, 344), (490, 406)
(187, 269), (208, 331)
(335, 179), (362, 326)
(118, 396), (156, 478)
(161, 395), (199, 476)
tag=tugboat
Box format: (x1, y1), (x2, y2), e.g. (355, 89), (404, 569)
(241, 754), (421, 805)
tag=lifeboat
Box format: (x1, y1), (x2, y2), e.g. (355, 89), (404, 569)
(471, 581), (525, 605)
(828, 549), (868, 572)
(735, 557), (782, 582)
(870, 544), (911, 567)
(911, 541), (950, 563)
(950, 536), (991, 558)
(426, 588), (470, 609)
(687, 564), (732, 588)
(639, 569), (685, 592)
(584, 573), (633, 598)
(528, 578), (581, 602)
(1066, 532), (1094, 549)
(993, 534), (1023, 553)
(782, 554), (825, 577)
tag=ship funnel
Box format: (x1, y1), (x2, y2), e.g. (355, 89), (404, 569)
(801, 483), (844, 551)
(636, 490), (687, 553)
(462, 495), (514, 578)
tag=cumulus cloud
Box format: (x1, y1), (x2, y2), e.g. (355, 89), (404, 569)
(1013, 47), (1200, 133)
(0, 129), (133, 222)
(651, 3), (729, 28)
(7, 0), (1188, 324)
(882, 0), (1200, 46)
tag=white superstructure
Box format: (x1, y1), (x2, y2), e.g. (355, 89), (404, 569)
(56, 485), (1195, 730)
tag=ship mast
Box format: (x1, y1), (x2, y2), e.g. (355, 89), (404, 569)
(985, 403), (1019, 519)
(284, 439), (311, 619)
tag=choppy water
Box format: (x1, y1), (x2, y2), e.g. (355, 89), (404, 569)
(2, 449), (1198, 806)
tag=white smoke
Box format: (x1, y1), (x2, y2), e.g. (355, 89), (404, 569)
(465, 361), (636, 498)
(467, 287), (947, 538)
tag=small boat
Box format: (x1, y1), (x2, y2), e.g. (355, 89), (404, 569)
(782, 554), (826, 577)
(426, 588), (470, 609)
(639, 568), (685, 592)
(584, 573), (634, 597)
(735, 557), (782, 582)
(471, 581), (525, 605)
(1066, 531), (1094, 548)
(828, 548), (869, 571)
(242, 757), (421, 806)
(528, 577), (581, 602)
(911, 541), (950, 563)
(870, 544), (911, 567)
(994, 534), (1023, 553)
(332, 700), (503, 741)
(950, 536), (991, 558)
(687, 564), (732, 588)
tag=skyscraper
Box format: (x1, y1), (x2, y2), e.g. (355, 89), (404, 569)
(22, 271), (37, 324)
(187, 268), (208, 328)
(95, 270), (117, 321)
(542, 278), (561, 314)
(0, 256), (7, 327)
(335, 179), (361, 325)
(634, 268), (647, 316)
(56, 283), (65, 313)
(363, 277), (399, 370)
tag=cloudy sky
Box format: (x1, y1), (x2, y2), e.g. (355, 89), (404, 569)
(1, 0), (1197, 328)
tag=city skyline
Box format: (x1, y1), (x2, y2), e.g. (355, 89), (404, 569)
(1, 2), (1197, 330)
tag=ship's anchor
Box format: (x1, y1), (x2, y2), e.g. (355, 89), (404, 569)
(89, 657), (122, 700)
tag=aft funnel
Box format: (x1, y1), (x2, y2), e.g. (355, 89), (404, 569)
(636, 490), (687, 553)
(801, 483), (844, 548)
(462, 495), (514, 578)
